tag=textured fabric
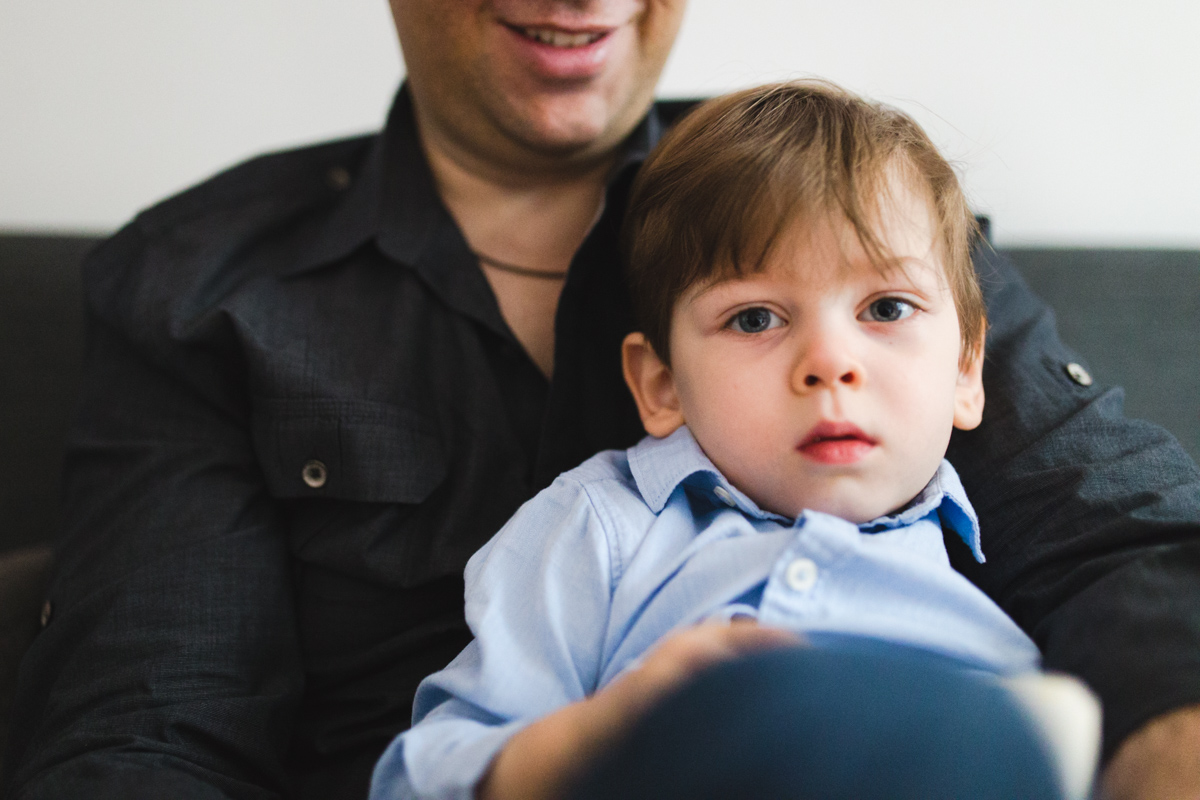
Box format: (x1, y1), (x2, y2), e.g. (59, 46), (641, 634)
(4, 82), (1200, 800)
(1008, 248), (1200, 464)
(371, 428), (1040, 800)
(945, 246), (1200, 758)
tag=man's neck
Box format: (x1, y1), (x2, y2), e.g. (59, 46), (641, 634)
(417, 116), (617, 274)
(415, 109), (620, 378)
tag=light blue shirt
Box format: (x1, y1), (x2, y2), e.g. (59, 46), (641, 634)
(370, 427), (1040, 800)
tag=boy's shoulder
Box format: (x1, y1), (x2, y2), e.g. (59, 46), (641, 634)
(465, 446), (656, 581)
(557, 447), (637, 489)
(547, 447), (654, 524)
(538, 434), (704, 542)
(538, 444), (672, 540)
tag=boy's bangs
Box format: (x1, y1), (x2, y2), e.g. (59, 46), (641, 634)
(691, 170), (811, 286)
(664, 140), (913, 298)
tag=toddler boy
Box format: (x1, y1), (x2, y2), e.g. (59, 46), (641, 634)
(372, 82), (1068, 800)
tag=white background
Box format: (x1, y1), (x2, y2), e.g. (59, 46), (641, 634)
(2, 0), (1198, 246)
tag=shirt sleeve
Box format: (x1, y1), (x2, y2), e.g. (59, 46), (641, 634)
(945, 245), (1200, 761)
(370, 473), (617, 800)
(3, 224), (303, 800)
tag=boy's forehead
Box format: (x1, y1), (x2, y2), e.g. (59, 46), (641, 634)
(685, 212), (948, 303)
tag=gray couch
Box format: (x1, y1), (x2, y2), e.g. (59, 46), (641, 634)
(1, 233), (1197, 771)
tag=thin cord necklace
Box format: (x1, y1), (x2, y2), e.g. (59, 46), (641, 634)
(472, 250), (569, 280)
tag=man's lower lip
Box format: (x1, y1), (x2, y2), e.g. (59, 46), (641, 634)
(501, 25), (617, 79)
(798, 439), (875, 464)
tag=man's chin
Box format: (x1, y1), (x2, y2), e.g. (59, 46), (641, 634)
(495, 90), (647, 160)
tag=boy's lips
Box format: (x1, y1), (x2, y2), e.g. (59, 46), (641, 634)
(797, 422), (877, 465)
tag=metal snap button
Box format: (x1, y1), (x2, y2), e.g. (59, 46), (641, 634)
(302, 459), (328, 489)
(1065, 362), (1093, 387)
(327, 166), (351, 191)
(713, 486), (737, 507)
(785, 558), (819, 593)
(40, 600), (52, 628)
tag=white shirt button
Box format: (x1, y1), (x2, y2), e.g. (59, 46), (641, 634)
(302, 459), (328, 489)
(713, 486), (737, 507)
(1065, 362), (1093, 386)
(785, 558), (819, 593)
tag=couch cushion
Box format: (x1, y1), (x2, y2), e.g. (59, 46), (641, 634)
(0, 235), (96, 554)
(0, 544), (54, 774)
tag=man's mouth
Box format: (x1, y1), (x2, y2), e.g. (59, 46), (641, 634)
(514, 26), (609, 48)
(798, 422), (877, 465)
(497, 18), (621, 79)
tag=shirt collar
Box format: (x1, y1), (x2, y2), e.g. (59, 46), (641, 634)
(626, 427), (985, 563)
(628, 426), (788, 521)
(863, 459), (985, 562)
(281, 83), (665, 281)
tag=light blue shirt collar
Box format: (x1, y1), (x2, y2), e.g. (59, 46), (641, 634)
(627, 427), (985, 563)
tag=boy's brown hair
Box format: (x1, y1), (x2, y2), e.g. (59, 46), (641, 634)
(623, 80), (985, 368)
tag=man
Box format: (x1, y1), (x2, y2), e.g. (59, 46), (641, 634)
(4, 1), (1199, 798)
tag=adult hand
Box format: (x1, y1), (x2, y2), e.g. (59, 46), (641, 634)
(477, 620), (800, 800)
(596, 618), (804, 723)
(1100, 703), (1200, 800)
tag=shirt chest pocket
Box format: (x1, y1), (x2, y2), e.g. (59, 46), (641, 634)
(251, 397), (447, 504)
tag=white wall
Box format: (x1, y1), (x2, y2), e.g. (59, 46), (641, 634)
(2, 0), (1198, 247)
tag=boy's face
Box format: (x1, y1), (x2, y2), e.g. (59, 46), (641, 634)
(623, 181), (985, 523)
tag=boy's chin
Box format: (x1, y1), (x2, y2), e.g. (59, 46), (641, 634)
(791, 467), (943, 524)
(784, 491), (910, 526)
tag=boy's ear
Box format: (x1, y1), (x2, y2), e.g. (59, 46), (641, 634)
(622, 332), (686, 438)
(953, 323), (986, 431)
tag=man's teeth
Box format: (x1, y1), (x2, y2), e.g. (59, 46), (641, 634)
(521, 28), (605, 47)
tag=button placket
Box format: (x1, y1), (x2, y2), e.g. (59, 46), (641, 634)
(785, 558), (819, 593)
(758, 547), (824, 630)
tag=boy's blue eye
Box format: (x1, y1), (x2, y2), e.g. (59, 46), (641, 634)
(863, 298), (915, 322)
(729, 307), (782, 333)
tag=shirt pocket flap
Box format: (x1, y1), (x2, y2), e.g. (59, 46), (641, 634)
(252, 398), (447, 504)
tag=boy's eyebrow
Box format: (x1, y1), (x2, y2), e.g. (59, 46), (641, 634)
(884, 256), (951, 288)
(687, 254), (946, 300)
(847, 247), (947, 287)
(682, 272), (766, 305)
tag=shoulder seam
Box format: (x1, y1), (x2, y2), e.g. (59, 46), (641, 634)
(576, 475), (637, 596)
(134, 133), (377, 235)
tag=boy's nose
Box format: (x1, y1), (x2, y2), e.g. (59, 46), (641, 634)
(798, 368), (860, 389)
(791, 330), (864, 393)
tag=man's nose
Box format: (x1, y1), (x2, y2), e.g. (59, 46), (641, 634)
(791, 325), (864, 393)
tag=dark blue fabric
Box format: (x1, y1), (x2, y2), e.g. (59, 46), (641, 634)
(568, 643), (1064, 800)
